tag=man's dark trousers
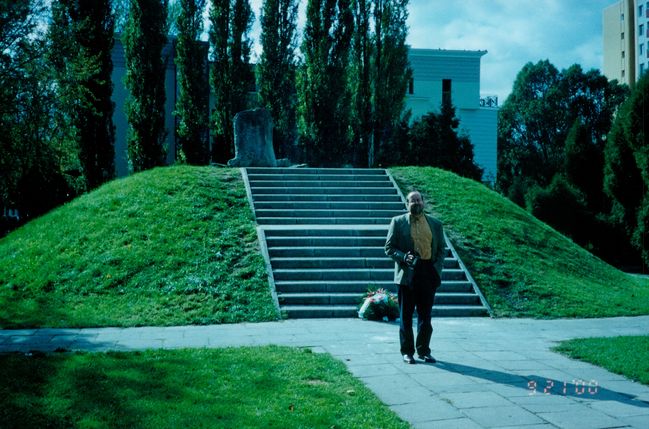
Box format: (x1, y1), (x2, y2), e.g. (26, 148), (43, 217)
(398, 259), (439, 356)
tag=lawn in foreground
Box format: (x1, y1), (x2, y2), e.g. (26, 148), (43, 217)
(554, 336), (649, 386)
(390, 167), (649, 318)
(0, 345), (408, 429)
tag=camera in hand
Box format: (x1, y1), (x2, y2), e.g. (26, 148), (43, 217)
(405, 251), (419, 268)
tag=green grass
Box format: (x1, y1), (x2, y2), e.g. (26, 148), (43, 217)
(0, 346), (409, 429)
(554, 336), (649, 386)
(390, 167), (649, 318)
(0, 166), (279, 328)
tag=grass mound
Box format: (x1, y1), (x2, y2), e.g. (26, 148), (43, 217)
(390, 167), (649, 318)
(0, 166), (278, 328)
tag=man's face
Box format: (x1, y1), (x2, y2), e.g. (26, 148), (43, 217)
(407, 192), (424, 216)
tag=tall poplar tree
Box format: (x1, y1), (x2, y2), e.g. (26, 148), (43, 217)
(372, 0), (410, 167)
(123, 0), (169, 171)
(175, 0), (210, 164)
(297, 0), (354, 166)
(350, 0), (372, 167)
(208, 0), (254, 163)
(348, 0), (410, 167)
(258, 0), (299, 160)
(49, 0), (116, 190)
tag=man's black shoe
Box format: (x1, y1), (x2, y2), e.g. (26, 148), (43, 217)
(418, 354), (436, 364)
(402, 354), (416, 364)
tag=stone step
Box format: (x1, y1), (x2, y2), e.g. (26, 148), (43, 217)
(252, 194), (403, 202)
(268, 247), (387, 258)
(267, 246), (453, 259)
(248, 174), (391, 182)
(278, 292), (482, 306)
(281, 305), (489, 318)
(257, 217), (394, 225)
(272, 268), (466, 281)
(246, 167), (387, 175)
(263, 227), (388, 237)
(254, 201), (406, 210)
(265, 236), (388, 247)
(269, 257), (460, 270)
(249, 180), (395, 189)
(250, 187), (398, 195)
(274, 280), (474, 294)
(255, 209), (404, 218)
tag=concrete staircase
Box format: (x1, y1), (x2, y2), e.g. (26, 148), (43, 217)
(243, 167), (491, 318)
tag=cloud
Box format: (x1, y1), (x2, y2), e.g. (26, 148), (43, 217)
(407, 0), (613, 101)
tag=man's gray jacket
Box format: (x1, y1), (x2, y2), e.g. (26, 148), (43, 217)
(384, 213), (445, 286)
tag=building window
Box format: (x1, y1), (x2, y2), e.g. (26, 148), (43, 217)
(641, 24), (645, 36)
(622, 50), (626, 58)
(641, 43), (645, 56)
(621, 32), (625, 40)
(642, 5), (645, 16)
(641, 63), (645, 75)
(442, 79), (452, 106)
(621, 13), (624, 21)
(408, 78), (414, 95)
(622, 70), (626, 78)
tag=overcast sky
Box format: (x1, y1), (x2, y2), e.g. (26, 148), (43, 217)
(247, 0), (616, 102)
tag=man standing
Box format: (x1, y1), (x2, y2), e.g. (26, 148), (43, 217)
(385, 191), (445, 364)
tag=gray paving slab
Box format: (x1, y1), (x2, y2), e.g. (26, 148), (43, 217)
(1, 316), (648, 429)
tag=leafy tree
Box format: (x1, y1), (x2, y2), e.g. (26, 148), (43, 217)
(49, 0), (116, 191)
(123, 0), (169, 172)
(564, 119), (605, 213)
(0, 0), (76, 234)
(208, 0), (254, 163)
(258, 0), (299, 161)
(497, 60), (564, 196)
(297, 0), (354, 166)
(175, 0), (210, 164)
(604, 73), (649, 266)
(406, 103), (483, 180)
(498, 61), (627, 201)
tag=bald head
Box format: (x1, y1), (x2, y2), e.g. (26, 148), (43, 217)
(406, 191), (424, 216)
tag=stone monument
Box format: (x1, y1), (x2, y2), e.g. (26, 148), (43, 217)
(227, 108), (277, 167)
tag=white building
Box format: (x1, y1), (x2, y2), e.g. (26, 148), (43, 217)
(405, 48), (498, 182)
(603, 0), (649, 85)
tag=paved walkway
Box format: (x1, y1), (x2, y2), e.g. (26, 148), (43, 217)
(2, 317), (649, 429)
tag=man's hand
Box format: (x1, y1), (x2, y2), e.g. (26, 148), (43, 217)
(404, 251), (418, 267)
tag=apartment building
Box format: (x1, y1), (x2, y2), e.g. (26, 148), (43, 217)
(603, 0), (649, 85)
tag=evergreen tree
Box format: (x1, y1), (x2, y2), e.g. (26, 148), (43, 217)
(297, 0), (354, 166)
(49, 0), (116, 190)
(407, 102), (483, 180)
(208, 0), (254, 163)
(175, 0), (210, 164)
(604, 73), (649, 267)
(258, 0), (299, 160)
(123, 0), (169, 172)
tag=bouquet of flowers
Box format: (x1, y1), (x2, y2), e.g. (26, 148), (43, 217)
(357, 288), (399, 321)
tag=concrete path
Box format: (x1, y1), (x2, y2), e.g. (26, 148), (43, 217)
(2, 317), (649, 429)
